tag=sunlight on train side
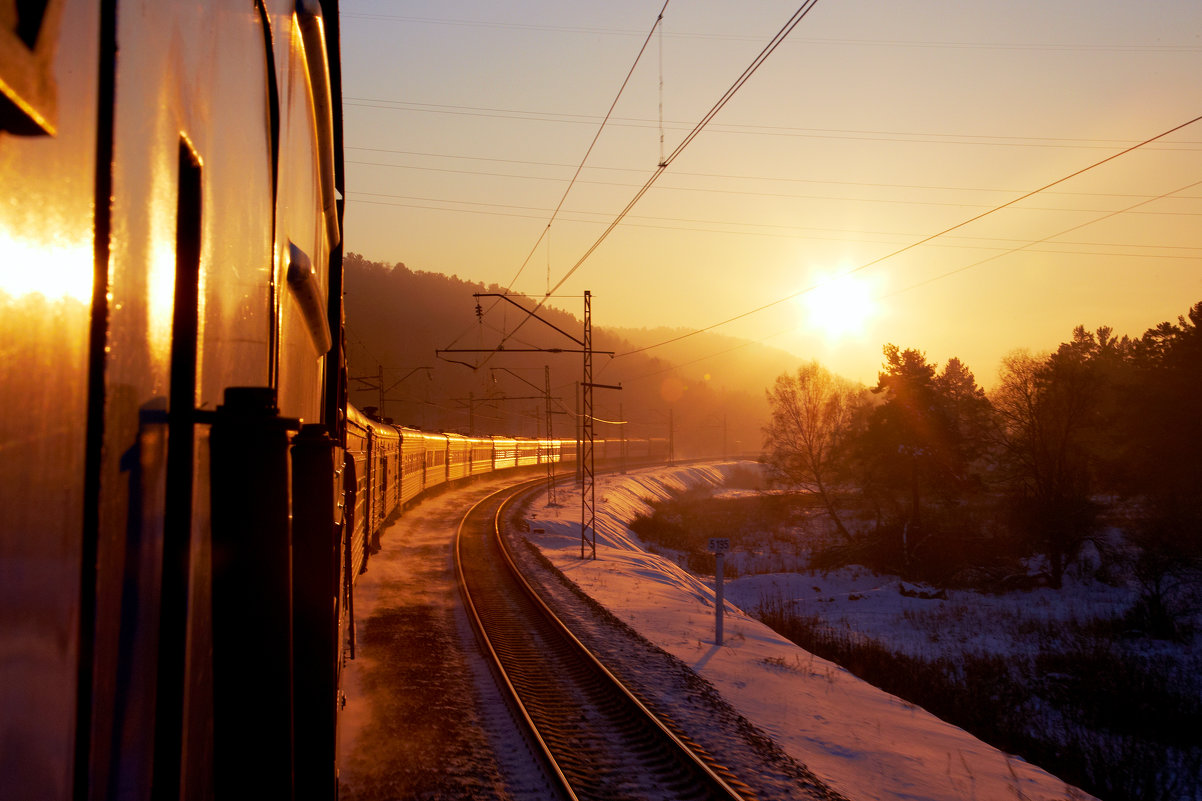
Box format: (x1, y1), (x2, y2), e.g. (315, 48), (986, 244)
(0, 229), (91, 303)
(147, 236), (177, 362)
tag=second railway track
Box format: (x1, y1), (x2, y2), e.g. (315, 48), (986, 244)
(455, 479), (753, 801)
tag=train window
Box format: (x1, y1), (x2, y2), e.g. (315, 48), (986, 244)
(0, 0), (64, 135)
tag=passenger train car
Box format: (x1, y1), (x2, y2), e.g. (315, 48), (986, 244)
(2, 1), (347, 798)
(340, 405), (669, 592)
(0, 2), (669, 799)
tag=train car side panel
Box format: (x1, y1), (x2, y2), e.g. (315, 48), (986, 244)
(1, 0), (347, 798)
(398, 426), (424, 506)
(446, 433), (471, 482)
(421, 432), (448, 490)
(516, 439), (538, 467)
(371, 422), (399, 541)
(468, 437), (493, 475)
(93, 0), (301, 796)
(0, 3), (99, 799)
(492, 436), (517, 471)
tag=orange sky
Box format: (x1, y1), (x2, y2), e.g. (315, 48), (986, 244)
(339, 0), (1202, 387)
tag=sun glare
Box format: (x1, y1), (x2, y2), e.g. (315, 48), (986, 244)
(0, 230), (93, 304)
(803, 272), (875, 340)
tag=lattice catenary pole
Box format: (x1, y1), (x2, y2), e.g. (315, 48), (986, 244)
(581, 291), (595, 560)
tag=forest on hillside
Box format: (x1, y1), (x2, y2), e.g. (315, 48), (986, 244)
(341, 254), (798, 457)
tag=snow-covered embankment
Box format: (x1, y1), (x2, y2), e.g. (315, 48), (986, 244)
(524, 462), (1095, 801)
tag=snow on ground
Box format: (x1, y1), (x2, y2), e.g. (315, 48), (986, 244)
(525, 462), (1096, 801)
(723, 567), (1137, 664)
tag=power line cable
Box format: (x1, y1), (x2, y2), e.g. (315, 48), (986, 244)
(344, 99), (1202, 150)
(344, 145), (1199, 194)
(341, 13), (1202, 53)
(581, 183), (1200, 397)
(349, 196), (1202, 265)
(602, 177), (1202, 386)
(616, 112), (1202, 358)
(884, 176), (1202, 300)
(348, 184), (1202, 216)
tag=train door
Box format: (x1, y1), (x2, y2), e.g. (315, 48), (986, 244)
(378, 452), (387, 521)
(374, 448), (387, 553)
(363, 426), (374, 568)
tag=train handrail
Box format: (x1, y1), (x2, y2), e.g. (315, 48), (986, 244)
(287, 242), (333, 354)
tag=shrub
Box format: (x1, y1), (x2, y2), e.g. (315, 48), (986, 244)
(752, 592), (1202, 801)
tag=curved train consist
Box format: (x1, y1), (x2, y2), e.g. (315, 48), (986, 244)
(344, 403), (671, 567)
(0, 2), (668, 799)
(343, 405), (668, 585)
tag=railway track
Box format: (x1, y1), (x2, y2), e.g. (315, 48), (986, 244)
(455, 480), (753, 801)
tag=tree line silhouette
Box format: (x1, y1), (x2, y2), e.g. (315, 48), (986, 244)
(765, 301), (1202, 633)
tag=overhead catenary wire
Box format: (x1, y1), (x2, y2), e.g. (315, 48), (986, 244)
(343, 14), (1202, 418)
(486, 0), (823, 362)
(500, 0), (671, 295)
(548, 0), (821, 296)
(439, 1), (670, 359)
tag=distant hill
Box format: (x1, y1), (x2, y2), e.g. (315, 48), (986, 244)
(605, 325), (803, 395)
(342, 253), (804, 458)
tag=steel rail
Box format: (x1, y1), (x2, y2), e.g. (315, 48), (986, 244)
(454, 478), (578, 800)
(455, 476), (750, 801)
(491, 486), (749, 800)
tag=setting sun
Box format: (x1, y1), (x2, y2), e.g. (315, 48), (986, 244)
(803, 272), (875, 340)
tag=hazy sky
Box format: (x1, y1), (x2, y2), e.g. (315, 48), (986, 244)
(339, 0), (1202, 386)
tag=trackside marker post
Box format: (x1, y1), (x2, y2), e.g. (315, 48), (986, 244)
(708, 538), (730, 645)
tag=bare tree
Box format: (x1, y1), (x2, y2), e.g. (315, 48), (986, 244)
(764, 362), (860, 538)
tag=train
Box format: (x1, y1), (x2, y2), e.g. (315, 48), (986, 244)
(3, 0), (344, 798)
(342, 403), (669, 583)
(0, 2), (669, 799)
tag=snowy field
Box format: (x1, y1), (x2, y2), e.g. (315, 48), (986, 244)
(524, 463), (1096, 801)
(724, 566), (1138, 662)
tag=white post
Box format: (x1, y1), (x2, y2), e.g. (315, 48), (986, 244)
(708, 537), (730, 646)
(715, 551), (724, 646)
